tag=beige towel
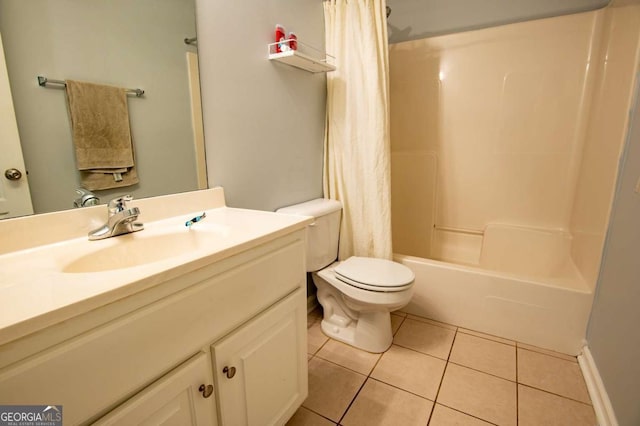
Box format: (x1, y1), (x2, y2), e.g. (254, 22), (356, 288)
(65, 80), (139, 190)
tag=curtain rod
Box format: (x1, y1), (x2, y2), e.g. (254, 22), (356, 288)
(37, 76), (145, 97)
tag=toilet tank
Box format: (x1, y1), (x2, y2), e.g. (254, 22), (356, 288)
(276, 199), (342, 272)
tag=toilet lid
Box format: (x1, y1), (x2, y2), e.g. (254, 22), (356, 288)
(334, 257), (415, 291)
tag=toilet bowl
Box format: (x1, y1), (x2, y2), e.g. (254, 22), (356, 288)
(314, 257), (414, 353)
(276, 199), (415, 353)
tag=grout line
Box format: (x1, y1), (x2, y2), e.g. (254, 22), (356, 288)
(314, 337), (330, 355)
(435, 402), (500, 425)
(426, 328), (459, 424)
(446, 360), (516, 383)
(299, 406), (340, 425)
(446, 328), (458, 360)
(311, 355), (368, 379)
(313, 351), (381, 377)
(337, 376), (368, 425)
(369, 346), (385, 374)
(392, 342), (451, 362)
(516, 341), (577, 357)
(427, 365), (447, 425)
(369, 340), (448, 403)
(391, 315), (406, 336)
(517, 383), (595, 406)
(457, 329), (516, 348)
(403, 315), (458, 332)
(366, 376), (436, 402)
(306, 352), (367, 425)
(516, 345), (578, 363)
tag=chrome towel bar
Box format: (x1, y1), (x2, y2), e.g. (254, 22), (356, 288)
(37, 76), (145, 97)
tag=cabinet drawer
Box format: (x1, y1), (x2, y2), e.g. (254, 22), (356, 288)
(0, 232), (305, 424)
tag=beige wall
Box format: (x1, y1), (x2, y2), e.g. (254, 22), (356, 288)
(587, 64), (640, 426)
(0, 0), (199, 214)
(196, 0), (326, 212)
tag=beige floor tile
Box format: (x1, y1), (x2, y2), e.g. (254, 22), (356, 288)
(286, 406), (335, 426)
(518, 385), (596, 426)
(449, 332), (516, 381)
(437, 364), (517, 426)
(308, 308), (323, 329)
(390, 313), (405, 335)
(308, 321), (329, 355)
(457, 328), (515, 346)
(371, 344), (446, 400)
(394, 318), (456, 359)
(341, 379), (433, 426)
(304, 358), (366, 423)
(517, 342), (577, 362)
(316, 339), (381, 375)
(308, 305), (323, 320)
(429, 404), (493, 425)
(517, 348), (591, 403)
(406, 314), (458, 331)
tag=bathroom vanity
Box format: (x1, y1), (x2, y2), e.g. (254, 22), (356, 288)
(0, 188), (312, 425)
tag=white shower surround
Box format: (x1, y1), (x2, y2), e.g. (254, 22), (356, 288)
(389, 2), (640, 355)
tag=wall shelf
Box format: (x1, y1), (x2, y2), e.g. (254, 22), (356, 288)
(268, 41), (335, 73)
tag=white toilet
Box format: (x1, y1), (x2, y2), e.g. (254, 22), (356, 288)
(277, 199), (415, 353)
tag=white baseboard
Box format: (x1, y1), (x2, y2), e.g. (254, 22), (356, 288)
(578, 346), (618, 426)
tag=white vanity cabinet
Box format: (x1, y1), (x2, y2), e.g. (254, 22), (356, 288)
(213, 290), (307, 425)
(97, 289), (307, 426)
(93, 351), (218, 425)
(0, 228), (308, 426)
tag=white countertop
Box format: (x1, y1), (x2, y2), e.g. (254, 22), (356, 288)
(0, 188), (312, 346)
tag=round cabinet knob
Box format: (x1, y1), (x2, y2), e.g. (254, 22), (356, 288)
(4, 168), (22, 181)
(199, 384), (214, 398)
(223, 366), (236, 379)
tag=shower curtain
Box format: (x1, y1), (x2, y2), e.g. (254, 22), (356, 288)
(323, 0), (392, 260)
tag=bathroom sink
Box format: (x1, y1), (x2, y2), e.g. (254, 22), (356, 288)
(62, 225), (227, 273)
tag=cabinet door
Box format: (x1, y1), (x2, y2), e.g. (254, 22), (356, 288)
(94, 352), (217, 426)
(213, 289), (307, 426)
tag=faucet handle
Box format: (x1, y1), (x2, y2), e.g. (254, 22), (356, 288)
(108, 195), (133, 214)
(74, 188), (100, 208)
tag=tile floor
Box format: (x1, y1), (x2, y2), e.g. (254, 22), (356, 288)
(288, 308), (596, 426)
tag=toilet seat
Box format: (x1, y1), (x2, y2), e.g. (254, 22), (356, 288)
(334, 257), (415, 292)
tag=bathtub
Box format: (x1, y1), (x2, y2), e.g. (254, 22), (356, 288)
(393, 224), (594, 355)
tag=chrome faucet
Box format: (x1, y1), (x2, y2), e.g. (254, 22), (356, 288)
(74, 188), (100, 208)
(88, 195), (144, 240)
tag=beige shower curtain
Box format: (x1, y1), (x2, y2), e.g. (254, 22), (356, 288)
(323, 0), (392, 260)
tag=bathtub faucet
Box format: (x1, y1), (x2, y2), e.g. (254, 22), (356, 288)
(88, 195), (144, 240)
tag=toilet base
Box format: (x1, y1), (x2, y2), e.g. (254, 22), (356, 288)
(320, 310), (393, 353)
(313, 261), (413, 353)
(314, 269), (405, 353)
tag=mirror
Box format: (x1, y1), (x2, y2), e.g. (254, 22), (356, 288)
(0, 0), (205, 218)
